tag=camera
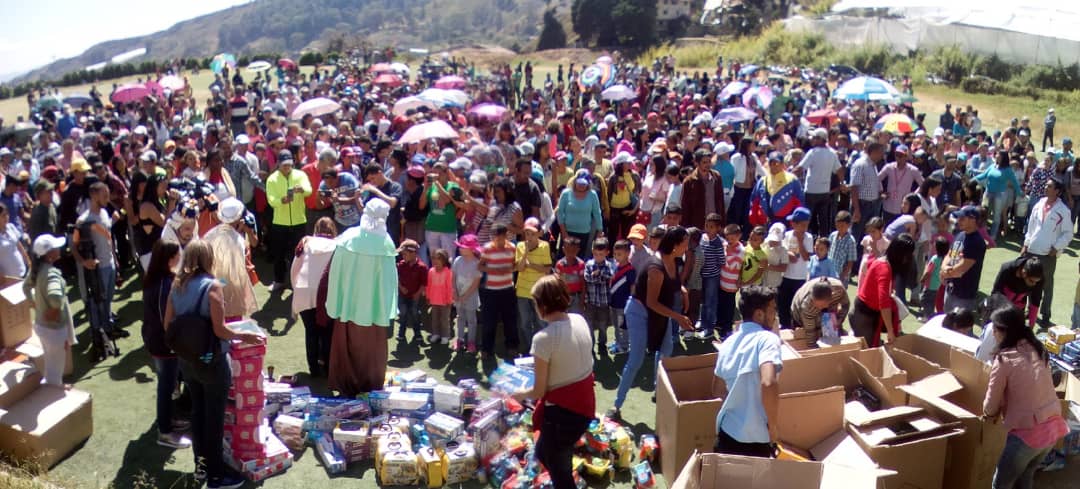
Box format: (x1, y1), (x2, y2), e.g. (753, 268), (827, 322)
(168, 177), (216, 201)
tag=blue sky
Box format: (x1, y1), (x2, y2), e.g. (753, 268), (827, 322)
(0, 0), (250, 78)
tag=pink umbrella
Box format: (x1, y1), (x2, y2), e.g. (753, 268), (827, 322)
(111, 84), (151, 104)
(369, 63), (393, 73)
(742, 85), (774, 109)
(374, 73), (404, 87)
(434, 75), (466, 89)
(278, 58), (297, 70)
(158, 75), (186, 91)
(397, 120), (459, 144)
(143, 81), (165, 97)
(290, 97), (340, 120)
(468, 103), (507, 121)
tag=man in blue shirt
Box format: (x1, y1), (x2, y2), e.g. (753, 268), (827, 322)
(712, 286), (782, 458)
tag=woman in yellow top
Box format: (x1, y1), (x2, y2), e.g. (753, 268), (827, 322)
(606, 153), (641, 241)
(515, 217), (553, 353)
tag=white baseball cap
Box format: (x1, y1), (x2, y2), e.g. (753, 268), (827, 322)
(32, 234), (66, 257)
(217, 197), (246, 224)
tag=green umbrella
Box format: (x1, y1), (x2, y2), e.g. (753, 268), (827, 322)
(35, 95), (63, 111)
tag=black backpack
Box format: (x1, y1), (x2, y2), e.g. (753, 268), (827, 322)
(165, 280), (222, 383)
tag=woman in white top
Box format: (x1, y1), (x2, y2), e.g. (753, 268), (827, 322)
(0, 203), (29, 278)
(291, 217), (338, 377)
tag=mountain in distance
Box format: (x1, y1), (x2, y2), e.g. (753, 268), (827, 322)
(13, 0), (564, 84)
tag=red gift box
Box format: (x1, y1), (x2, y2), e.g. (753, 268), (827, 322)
(234, 390), (266, 410)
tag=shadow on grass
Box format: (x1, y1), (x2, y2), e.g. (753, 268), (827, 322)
(253, 290), (295, 337)
(112, 426), (192, 489)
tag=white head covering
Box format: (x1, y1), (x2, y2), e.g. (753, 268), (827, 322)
(766, 223), (785, 243)
(361, 198), (390, 234)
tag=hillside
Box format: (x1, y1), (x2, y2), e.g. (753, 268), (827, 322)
(14, 0), (566, 83)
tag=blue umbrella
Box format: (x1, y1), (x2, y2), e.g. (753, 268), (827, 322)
(719, 81), (748, 100)
(63, 94), (94, 107)
(738, 64), (760, 77)
(833, 76), (902, 102)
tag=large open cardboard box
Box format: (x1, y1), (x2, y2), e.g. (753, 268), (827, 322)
(671, 452), (885, 489)
(0, 361), (41, 409)
(0, 385), (93, 469)
(0, 276), (32, 348)
(656, 353), (725, 485)
(779, 328), (866, 357)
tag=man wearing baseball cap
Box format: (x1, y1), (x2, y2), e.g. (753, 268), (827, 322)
(941, 205), (987, 312)
(878, 145), (923, 223)
(265, 149), (313, 291)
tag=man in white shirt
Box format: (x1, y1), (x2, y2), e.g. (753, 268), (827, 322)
(1021, 178), (1072, 325)
(797, 128), (843, 237)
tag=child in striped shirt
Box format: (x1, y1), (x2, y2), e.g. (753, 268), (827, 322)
(718, 224), (744, 339)
(695, 213), (726, 339)
(479, 224), (519, 359)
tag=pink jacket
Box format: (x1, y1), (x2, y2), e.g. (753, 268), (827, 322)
(983, 340), (1061, 432)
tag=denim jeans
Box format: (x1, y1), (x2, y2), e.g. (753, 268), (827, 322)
(299, 309), (332, 376)
(397, 294), (422, 338)
(517, 297), (543, 354)
(610, 307), (628, 349)
(718, 289), (737, 337)
(1032, 253), (1057, 322)
(80, 265), (116, 335)
(181, 356), (231, 481)
(992, 433), (1052, 489)
(614, 299), (674, 409)
(424, 230), (458, 265)
(699, 275), (720, 334)
(153, 357), (180, 434)
(480, 288), (519, 354)
(987, 192), (1009, 238)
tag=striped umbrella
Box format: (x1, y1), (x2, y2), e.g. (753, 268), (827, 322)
(874, 113), (917, 134)
(834, 76), (902, 102)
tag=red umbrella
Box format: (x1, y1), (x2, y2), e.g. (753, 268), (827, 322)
(277, 58), (297, 70)
(374, 73), (404, 87)
(111, 84), (151, 104)
(369, 63), (393, 74)
(806, 109), (839, 125)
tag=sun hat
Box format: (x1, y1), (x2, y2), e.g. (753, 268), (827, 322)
(218, 197), (246, 224)
(628, 224), (648, 240)
(454, 234), (483, 254)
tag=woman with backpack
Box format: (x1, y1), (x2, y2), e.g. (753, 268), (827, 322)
(163, 240), (261, 489)
(142, 241), (190, 450)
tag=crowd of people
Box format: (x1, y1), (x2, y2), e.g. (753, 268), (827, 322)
(2, 49), (1077, 488)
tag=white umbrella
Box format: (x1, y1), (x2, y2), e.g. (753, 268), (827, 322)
(290, 97), (340, 120)
(834, 76), (902, 102)
(392, 96), (435, 116)
(390, 62), (410, 75)
(158, 75), (186, 91)
(397, 120), (459, 144)
(247, 60), (272, 72)
(418, 88), (468, 108)
(601, 84), (635, 101)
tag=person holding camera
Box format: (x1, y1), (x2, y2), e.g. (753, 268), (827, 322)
(265, 150), (312, 291)
(319, 167), (361, 229)
(73, 182), (121, 361)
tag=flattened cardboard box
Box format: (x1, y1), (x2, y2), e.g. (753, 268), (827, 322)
(0, 386), (92, 468)
(656, 353), (724, 485)
(671, 452), (885, 489)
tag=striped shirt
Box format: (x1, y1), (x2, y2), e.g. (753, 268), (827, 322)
(481, 242), (516, 290)
(848, 155), (882, 202)
(720, 243), (744, 293)
(700, 234), (726, 278)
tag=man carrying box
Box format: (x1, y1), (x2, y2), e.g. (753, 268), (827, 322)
(711, 286), (782, 458)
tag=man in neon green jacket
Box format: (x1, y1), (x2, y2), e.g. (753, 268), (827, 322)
(266, 149), (312, 291)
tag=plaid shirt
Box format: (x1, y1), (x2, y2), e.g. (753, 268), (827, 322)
(828, 230), (858, 270)
(848, 155), (882, 202)
(583, 258), (616, 306)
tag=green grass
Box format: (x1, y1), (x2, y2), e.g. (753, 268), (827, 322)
(8, 230), (1075, 489)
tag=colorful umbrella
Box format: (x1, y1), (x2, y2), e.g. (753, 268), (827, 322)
(418, 88), (468, 108)
(719, 81), (749, 100)
(434, 75), (466, 89)
(62, 94), (93, 107)
(397, 120), (458, 144)
(806, 108), (839, 125)
(158, 75), (186, 91)
(742, 85), (774, 109)
(713, 107), (758, 123)
(111, 84), (151, 104)
(468, 103), (508, 121)
(834, 76), (902, 102)
(601, 84), (636, 101)
(369, 63), (393, 73)
(246, 60), (272, 72)
(374, 73), (404, 87)
(210, 53), (237, 73)
(392, 96), (436, 116)
(738, 64), (760, 77)
(596, 55), (613, 65)
(290, 97), (340, 120)
(278, 58), (297, 70)
(874, 113), (917, 134)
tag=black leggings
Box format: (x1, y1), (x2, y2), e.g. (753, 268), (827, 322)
(537, 405), (592, 489)
(714, 428), (775, 458)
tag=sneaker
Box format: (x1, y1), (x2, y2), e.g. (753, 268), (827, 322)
(605, 407), (622, 420)
(194, 468), (207, 484)
(157, 432), (192, 449)
(207, 474), (246, 489)
(467, 342), (477, 354)
(608, 343), (628, 356)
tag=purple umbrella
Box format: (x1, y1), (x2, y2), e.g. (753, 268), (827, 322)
(742, 85), (774, 110)
(468, 103), (508, 121)
(714, 106), (758, 123)
(719, 81), (749, 100)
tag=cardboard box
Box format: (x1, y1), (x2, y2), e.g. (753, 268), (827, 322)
(848, 348), (909, 408)
(0, 277), (31, 348)
(655, 353), (724, 485)
(780, 329), (866, 356)
(16, 332), (74, 376)
(671, 452), (884, 489)
(0, 386), (92, 469)
(845, 400), (964, 489)
(0, 361), (40, 409)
